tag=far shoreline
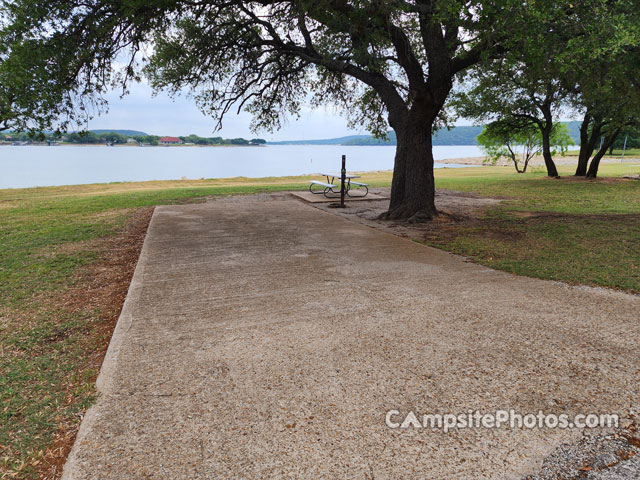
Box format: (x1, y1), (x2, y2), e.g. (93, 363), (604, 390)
(0, 142), (266, 148)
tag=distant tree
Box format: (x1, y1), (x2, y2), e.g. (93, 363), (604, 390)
(133, 135), (159, 146)
(144, 135), (159, 146)
(103, 132), (125, 144)
(64, 131), (101, 144)
(453, 2), (588, 178)
(478, 121), (573, 173)
(192, 135), (211, 145)
(5, 130), (29, 141)
(538, 1), (640, 177)
(181, 134), (208, 145)
(250, 138), (266, 145)
(456, 66), (572, 178)
(478, 122), (533, 173)
(455, 1), (640, 179)
(564, 49), (640, 177)
(451, 1), (574, 178)
(551, 124), (575, 157)
(230, 138), (249, 145)
(582, 55), (640, 178)
(608, 129), (640, 154)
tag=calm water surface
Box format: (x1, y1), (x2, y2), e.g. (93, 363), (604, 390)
(0, 144), (483, 189)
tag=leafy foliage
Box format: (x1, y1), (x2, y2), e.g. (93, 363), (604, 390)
(609, 130), (640, 152)
(453, 0), (640, 178)
(0, 1), (513, 134)
(478, 122), (573, 173)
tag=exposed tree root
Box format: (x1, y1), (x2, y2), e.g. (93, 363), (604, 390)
(436, 210), (467, 222)
(378, 205), (438, 223)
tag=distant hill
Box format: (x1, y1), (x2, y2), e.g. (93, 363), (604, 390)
(565, 121), (580, 144)
(89, 129), (148, 136)
(268, 135), (371, 145)
(341, 126), (484, 146)
(269, 122), (582, 146)
(269, 126), (484, 146)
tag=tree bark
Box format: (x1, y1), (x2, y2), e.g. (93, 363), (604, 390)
(381, 108), (437, 222)
(586, 147), (607, 179)
(586, 129), (620, 178)
(575, 112), (603, 176)
(506, 144), (523, 172)
(540, 123), (559, 177)
(522, 153), (532, 173)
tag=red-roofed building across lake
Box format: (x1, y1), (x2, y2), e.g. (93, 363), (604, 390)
(159, 136), (182, 145)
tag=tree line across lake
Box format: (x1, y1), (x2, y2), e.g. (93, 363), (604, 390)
(2, 131), (267, 146)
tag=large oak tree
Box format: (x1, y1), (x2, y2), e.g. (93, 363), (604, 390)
(1, 0), (527, 220)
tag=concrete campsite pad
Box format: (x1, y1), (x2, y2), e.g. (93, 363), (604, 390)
(63, 199), (640, 479)
(290, 190), (389, 203)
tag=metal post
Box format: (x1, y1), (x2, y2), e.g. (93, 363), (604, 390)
(621, 134), (628, 162)
(340, 155), (346, 208)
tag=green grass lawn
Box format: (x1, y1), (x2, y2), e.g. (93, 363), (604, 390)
(437, 163), (640, 214)
(1, 164), (639, 478)
(425, 163), (640, 291)
(565, 148), (640, 158)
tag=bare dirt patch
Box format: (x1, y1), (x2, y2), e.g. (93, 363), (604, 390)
(35, 207), (153, 480)
(303, 186), (501, 240)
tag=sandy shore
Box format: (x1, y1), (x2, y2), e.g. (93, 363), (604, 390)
(439, 153), (640, 166)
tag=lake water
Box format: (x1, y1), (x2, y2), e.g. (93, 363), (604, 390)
(0, 144), (483, 189)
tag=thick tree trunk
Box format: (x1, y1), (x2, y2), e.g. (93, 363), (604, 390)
(381, 110), (437, 222)
(575, 112), (603, 176)
(541, 125), (559, 177)
(586, 129), (620, 178)
(586, 147), (607, 179)
(576, 113), (592, 176)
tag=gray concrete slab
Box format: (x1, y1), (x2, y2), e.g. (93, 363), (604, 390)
(63, 200), (640, 479)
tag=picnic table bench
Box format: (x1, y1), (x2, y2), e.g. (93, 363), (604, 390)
(309, 173), (369, 198)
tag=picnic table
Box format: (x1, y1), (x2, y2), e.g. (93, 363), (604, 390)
(308, 173), (369, 198)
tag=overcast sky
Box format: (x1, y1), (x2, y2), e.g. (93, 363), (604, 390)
(87, 81), (474, 141)
(87, 82), (362, 141)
